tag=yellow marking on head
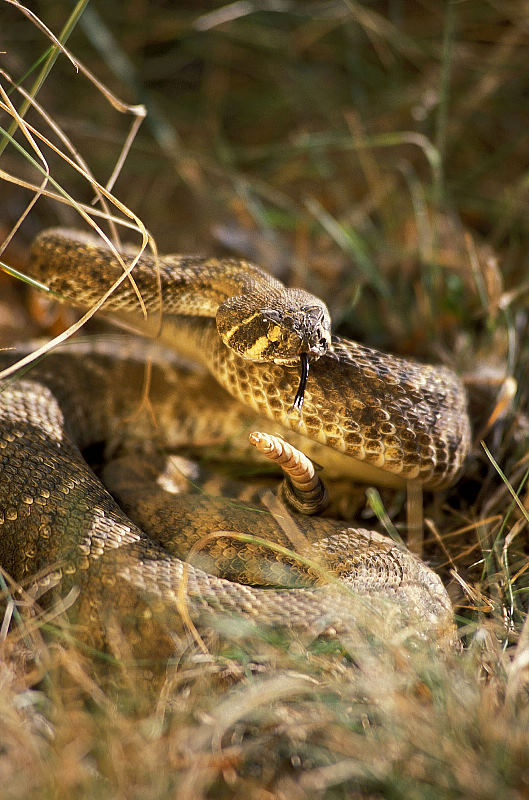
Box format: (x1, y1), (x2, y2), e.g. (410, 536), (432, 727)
(222, 311), (261, 341)
(245, 335), (272, 360)
(267, 325), (282, 342)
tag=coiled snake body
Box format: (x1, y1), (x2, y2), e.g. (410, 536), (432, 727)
(0, 229), (470, 650)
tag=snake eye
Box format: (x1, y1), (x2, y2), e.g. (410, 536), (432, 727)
(262, 309), (282, 324)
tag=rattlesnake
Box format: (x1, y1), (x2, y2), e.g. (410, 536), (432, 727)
(0, 229), (470, 652)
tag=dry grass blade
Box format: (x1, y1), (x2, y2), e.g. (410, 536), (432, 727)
(482, 441), (529, 526)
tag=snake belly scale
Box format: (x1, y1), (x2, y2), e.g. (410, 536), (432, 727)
(0, 229), (470, 648)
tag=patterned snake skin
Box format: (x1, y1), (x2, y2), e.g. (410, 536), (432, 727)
(0, 229), (470, 652)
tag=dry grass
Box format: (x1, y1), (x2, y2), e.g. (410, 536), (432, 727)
(1, 1), (529, 797)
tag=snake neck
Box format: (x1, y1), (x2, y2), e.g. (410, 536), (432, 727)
(29, 228), (285, 317)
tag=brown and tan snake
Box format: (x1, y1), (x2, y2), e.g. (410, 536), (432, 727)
(0, 229), (470, 654)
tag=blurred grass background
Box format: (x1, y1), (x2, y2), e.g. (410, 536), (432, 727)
(1, 1), (529, 798)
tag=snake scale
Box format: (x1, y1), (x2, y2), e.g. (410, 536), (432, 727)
(0, 229), (470, 653)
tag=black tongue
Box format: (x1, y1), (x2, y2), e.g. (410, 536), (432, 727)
(291, 352), (309, 414)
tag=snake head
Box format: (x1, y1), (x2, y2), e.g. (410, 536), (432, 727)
(216, 289), (332, 367)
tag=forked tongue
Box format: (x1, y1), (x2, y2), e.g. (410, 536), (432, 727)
(290, 352), (309, 415)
